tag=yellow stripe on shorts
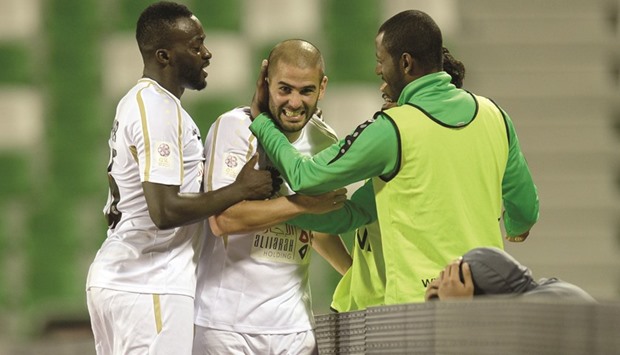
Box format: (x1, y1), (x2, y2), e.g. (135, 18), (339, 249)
(153, 294), (163, 334)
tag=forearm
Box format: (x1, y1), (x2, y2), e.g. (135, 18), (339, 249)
(143, 181), (250, 230)
(288, 200), (374, 234)
(501, 118), (540, 236)
(210, 188), (348, 236)
(210, 196), (304, 236)
(312, 232), (352, 276)
(503, 186), (539, 237)
(288, 180), (377, 233)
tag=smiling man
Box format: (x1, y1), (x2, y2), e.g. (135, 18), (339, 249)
(192, 39), (352, 355)
(85, 2), (274, 354)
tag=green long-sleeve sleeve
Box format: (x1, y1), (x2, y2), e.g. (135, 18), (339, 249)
(249, 113), (398, 195)
(501, 112), (539, 236)
(287, 180), (377, 233)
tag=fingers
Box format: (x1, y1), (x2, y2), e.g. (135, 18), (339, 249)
(257, 59), (268, 88)
(272, 177), (283, 194)
(250, 60), (269, 119)
(425, 285), (439, 301)
(505, 230), (529, 243)
(260, 59), (268, 74)
(444, 261), (459, 279)
(319, 188), (348, 208)
(254, 59), (266, 82)
(332, 188), (347, 203)
(460, 262), (473, 288)
(246, 153), (258, 167)
(334, 187), (347, 195)
(424, 278), (440, 301)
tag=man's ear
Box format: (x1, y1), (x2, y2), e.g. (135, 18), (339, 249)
(155, 49), (170, 64)
(400, 53), (414, 75)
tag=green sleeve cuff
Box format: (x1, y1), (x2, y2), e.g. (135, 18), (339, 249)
(249, 113), (273, 135)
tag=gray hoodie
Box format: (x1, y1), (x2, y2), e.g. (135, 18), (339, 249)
(462, 247), (596, 302)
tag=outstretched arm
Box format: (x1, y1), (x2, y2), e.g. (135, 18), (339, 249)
(143, 155), (273, 230)
(287, 179), (377, 234)
(249, 59), (398, 195)
(209, 189), (347, 237)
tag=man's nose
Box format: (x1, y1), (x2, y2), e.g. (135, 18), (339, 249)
(288, 92), (302, 108)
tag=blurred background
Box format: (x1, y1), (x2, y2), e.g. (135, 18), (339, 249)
(0, 0), (618, 353)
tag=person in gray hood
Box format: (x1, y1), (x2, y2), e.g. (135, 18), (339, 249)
(424, 247), (596, 302)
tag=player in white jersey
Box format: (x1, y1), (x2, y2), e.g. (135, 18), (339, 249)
(193, 40), (352, 355)
(85, 3), (274, 355)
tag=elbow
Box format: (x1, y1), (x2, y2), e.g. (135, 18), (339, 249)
(150, 215), (175, 230)
(148, 208), (176, 230)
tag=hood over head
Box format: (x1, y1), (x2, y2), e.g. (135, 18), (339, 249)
(462, 247), (538, 295)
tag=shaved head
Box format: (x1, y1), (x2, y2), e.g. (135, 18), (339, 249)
(264, 39), (328, 142)
(267, 39), (325, 79)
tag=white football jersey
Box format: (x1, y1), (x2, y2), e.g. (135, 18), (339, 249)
(86, 78), (205, 297)
(194, 106), (338, 334)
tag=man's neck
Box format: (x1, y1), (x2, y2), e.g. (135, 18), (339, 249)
(284, 130), (302, 143)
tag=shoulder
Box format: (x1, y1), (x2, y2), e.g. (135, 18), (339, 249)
(356, 112), (397, 134)
(206, 106), (253, 147)
(306, 114), (338, 142)
(525, 278), (597, 302)
(133, 80), (178, 108)
(213, 106), (252, 129)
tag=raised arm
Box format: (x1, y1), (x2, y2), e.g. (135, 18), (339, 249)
(249, 59), (398, 195)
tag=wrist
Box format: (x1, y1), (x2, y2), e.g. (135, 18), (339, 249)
(250, 106), (260, 120)
(285, 195), (306, 215)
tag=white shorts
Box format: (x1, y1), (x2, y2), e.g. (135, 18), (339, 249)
(192, 325), (317, 355)
(87, 287), (194, 355)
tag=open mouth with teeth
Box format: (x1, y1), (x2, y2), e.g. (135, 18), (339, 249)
(282, 108), (305, 120)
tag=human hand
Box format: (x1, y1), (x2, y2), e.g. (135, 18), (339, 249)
(288, 188), (348, 214)
(424, 278), (440, 301)
(505, 230), (529, 243)
(234, 154), (273, 200)
(437, 260), (474, 300)
(266, 166), (284, 195)
(250, 59), (270, 120)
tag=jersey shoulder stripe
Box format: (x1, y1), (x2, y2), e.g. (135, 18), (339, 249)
(327, 116), (378, 165)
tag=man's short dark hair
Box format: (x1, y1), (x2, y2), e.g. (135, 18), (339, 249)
(378, 10), (443, 73)
(136, 1), (193, 53)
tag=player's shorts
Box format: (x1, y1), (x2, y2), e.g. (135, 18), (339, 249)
(87, 287), (193, 355)
(192, 325), (317, 355)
